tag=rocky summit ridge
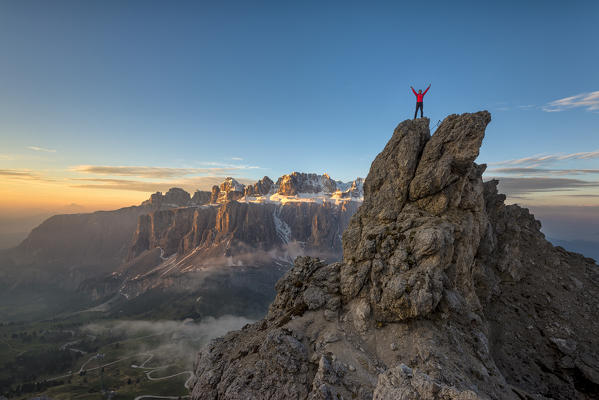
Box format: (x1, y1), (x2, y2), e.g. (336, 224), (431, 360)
(145, 173), (364, 209)
(190, 112), (599, 400)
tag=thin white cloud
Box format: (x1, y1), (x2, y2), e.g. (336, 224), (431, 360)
(198, 161), (259, 169)
(27, 146), (56, 153)
(542, 91), (599, 112)
(486, 177), (599, 196)
(0, 169), (35, 177)
(487, 167), (599, 176)
(231, 157), (243, 161)
(490, 150), (599, 166)
(70, 164), (260, 178)
(0, 169), (55, 182)
(70, 176), (255, 192)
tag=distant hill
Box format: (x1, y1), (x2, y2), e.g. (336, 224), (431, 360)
(0, 173), (363, 321)
(549, 237), (599, 262)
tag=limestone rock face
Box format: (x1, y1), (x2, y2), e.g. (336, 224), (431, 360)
(127, 200), (359, 262)
(245, 176), (274, 197)
(340, 112), (490, 322)
(276, 172), (339, 196)
(191, 190), (211, 205)
(164, 187), (192, 206)
(210, 185), (220, 204)
(344, 177), (364, 199)
(215, 177), (245, 203)
(143, 187), (192, 209)
(190, 112), (599, 400)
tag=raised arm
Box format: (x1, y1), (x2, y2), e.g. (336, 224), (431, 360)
(411, 86), (417, 96)
(423, 84), (431, 96)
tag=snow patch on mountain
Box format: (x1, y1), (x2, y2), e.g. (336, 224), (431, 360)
(273, 208), (292, 244)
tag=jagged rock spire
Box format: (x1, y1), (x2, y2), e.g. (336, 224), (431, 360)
(191, 112), (599, 400)
(340, 112), (491, 322)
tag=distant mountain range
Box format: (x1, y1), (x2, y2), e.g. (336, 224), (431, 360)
(548, 238), (599, 262)
(0, 172), (363, 321)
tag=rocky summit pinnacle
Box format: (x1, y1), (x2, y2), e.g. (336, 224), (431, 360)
(190, 112), (599, 400)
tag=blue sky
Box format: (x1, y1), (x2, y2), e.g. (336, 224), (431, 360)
(0, 0), (598, 216)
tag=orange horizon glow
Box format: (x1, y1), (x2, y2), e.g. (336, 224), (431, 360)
(2, 173), (599, 219)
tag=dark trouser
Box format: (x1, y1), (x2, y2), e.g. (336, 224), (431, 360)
(414, 102), (423, 119)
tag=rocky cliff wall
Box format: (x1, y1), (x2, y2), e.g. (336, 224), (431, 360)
(190, 112), (599, 400)
(128, 200), (360, 263)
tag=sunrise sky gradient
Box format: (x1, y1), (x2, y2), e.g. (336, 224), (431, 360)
(1, 1), (598, 246)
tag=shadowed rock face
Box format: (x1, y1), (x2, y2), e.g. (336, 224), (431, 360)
(191, 190), (211, 205)
(1, 205), (153, 290)
(245, 176), (274, 197)
(277, 172), (339, 196)
(143, 187), (196, 209)
(340, 112), (492, 322)
(190, 112), (599, 400)
(128, 200), (360, 261)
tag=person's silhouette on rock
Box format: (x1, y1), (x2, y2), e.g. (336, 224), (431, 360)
(411, 84), (431, 119)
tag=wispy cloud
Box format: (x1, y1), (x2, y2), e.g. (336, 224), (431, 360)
(542, 91), (599, 112)
(0, 169), (36, 178)
(71, 164), (260, 179)
(231, 157), (243, 161)
(70, 176), (255, 192)
(518, 104), (535, 110)
(27, 146), (56, 153)
(490, 150), (599, 166)
(562, 194), (599, 198)
(488, 167), (599, 175)
(70, 178), (171, 192)
(0, 169), (55, 182)
(487, 177), (599, 196)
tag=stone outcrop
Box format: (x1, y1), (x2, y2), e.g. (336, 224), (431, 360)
(127, 200), (360, 262)
(245, 176), (274, 197)
(276, 173), (339, 196)
(191, 190), (211, 205)
(210, 185), (221, 204)
(190, 112), (599, 400)
(143, 187), (192, 209)
(210, 178), (245, 203)
(340, 177), (364, 199)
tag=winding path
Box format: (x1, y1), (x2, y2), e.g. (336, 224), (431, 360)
(47, 333), (195, 398)
(131, 353), (194, 388)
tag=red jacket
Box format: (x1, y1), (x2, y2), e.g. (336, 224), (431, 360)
(412, 86), (430, 102)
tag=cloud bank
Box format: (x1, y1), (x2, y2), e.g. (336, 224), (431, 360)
(69, 176), (255, 192)
(487, 177), (599, 196)
(542, 91), (599, 112)
(71, 164), (260, 178)
(0, 169), (55, 182)
(83, 315), (254, 366)
(27, 146), (57, 153)
(490, 150), (599, 167)
(487, 167), (599, 176)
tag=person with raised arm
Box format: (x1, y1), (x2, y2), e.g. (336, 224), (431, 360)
(411, 84), (431, 119)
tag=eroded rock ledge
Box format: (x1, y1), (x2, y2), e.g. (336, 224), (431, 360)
(190, 112), (599, 400)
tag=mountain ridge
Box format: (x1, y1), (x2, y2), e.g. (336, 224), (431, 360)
(190, 112), (599, 400)
(0, 172), (364, 307)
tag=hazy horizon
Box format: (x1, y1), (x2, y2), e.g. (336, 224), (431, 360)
(1, 1), (598, 250)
